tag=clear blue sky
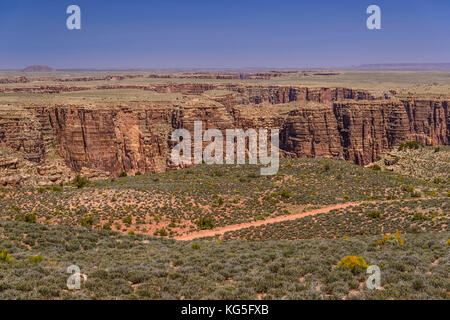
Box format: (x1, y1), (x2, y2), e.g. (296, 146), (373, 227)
(1, 0), (449, 69)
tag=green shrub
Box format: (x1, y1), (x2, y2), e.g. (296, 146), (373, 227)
(16, 213), (37, 223)
(411, 191), (421, 198)
(123, 215), (133, 225)
(196, 217), (214, 230)
(157, 228), (167, 236)
(371, 165), (381, 171)
(412, 212), (428, 221)
(29, 255), (44, 263)
(119, 172), (127, 177)
(26, 213), (37, 223)
(280, 189), (291, 199)
(401, 184), (415, 193)
(73, 174), (89, 188)
(0, 249), (14, 263)
(191, 243), (201, 250)
(80, 214), (95, 227)
(211, 170), (223, 177)
(367, 210), (382, 219)
(398, 141), (420, 151)
(135, 171), (142, 176)
(51, 185), (62, 192)
(412, 278), (425, 291)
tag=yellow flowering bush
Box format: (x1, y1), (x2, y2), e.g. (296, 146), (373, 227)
(376, 231), (404, 246)
(337, 255), (368, 273)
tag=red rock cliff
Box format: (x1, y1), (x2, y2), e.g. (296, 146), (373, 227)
(0, 84), (448, 176)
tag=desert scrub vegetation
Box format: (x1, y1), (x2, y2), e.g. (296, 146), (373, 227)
(219, 198), (449, 241)
(373, 146), (449, 186)
(0, 219), (448, 300)
(0, 158), (428, 237)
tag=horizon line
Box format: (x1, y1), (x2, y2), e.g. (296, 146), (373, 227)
(2, 62), (450, 72)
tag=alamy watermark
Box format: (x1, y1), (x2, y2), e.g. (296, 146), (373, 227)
(366, 265), (382, 290)
(66, 5), (81, 30)
(170, 121), (279, 175)
(366, 5), (381, 30)
(66, 264), (81, 290)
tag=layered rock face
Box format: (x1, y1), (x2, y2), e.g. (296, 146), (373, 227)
(0, 107), (45, 163)
(0, 83), (448, 180)
(282, 99), (449, 164)
(401, 99), (449, 145)
(280, 106), (342, 159)
(48, 105), (173, 174)
(0, 101), (236, 176)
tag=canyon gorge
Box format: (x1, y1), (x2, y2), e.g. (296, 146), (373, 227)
(0, 75), (449, 186)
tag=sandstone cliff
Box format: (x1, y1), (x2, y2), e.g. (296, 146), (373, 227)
(282, 99), (448, 164)
(0, 83), (448, 181)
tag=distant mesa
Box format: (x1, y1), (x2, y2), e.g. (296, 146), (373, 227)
(22, 65), (56, 72)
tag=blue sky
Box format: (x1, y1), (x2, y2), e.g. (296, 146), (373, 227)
(1, 0), (449, 69)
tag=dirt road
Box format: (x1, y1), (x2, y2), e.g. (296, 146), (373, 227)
(175, 202), (361, 241)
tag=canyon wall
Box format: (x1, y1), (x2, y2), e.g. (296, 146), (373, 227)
(282, 99), (448, 164)
(0, 84), (448, 178)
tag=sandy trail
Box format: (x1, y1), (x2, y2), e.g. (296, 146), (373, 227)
(175, 202), (361, 241)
